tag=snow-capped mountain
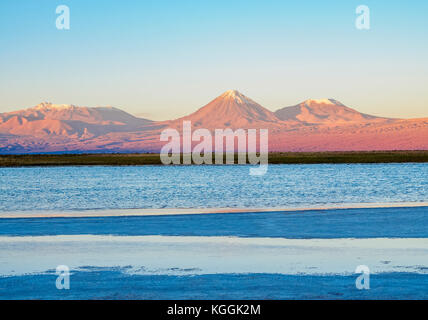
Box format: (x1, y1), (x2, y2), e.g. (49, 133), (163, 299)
(275, 98), (390, 124)
(168, 90), (281, 130)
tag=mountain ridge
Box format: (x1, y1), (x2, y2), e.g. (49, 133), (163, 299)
(0, 102), (153, 138)
(0, 90), (427, 153)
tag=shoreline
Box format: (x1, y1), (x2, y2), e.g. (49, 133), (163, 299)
(1, 202), (427, 219)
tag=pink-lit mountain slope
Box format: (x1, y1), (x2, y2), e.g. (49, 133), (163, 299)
(167, 90), (283, 130)
(0, 102), (153, 139)
(0, 91), (427, 153)
(275, 98), (391, 124)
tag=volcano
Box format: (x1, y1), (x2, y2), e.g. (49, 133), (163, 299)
(168, 90), (281, 130)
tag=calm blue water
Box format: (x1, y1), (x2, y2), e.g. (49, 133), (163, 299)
(1, 207), (427, 238)
(0, 163), (427, 212)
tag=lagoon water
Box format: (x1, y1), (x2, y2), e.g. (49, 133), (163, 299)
(0, 163), (427, 299)
(0, 163), (427, 212)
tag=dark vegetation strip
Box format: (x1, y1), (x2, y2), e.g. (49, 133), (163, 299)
(1, 151), (428, 167)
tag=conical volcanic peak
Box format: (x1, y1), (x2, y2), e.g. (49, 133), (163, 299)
(173, 90), (280, 129)
(275, 98), (389, 124)
(219, 90), (260, 105)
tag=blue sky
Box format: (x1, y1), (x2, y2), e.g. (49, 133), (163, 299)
(0, 0), (427, 120)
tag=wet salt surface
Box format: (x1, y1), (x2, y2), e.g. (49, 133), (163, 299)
(1, 235), (427, 277)
(0, 207), (427, 299)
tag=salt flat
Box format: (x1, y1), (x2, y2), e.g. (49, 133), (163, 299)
(1, 202), (428, 218)
(1, 235), (427, 277)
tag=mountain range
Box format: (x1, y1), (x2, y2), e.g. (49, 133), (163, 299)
(1, 90), (427, 153)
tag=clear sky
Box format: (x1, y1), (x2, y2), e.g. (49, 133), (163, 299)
(0, 0), (427, 120)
